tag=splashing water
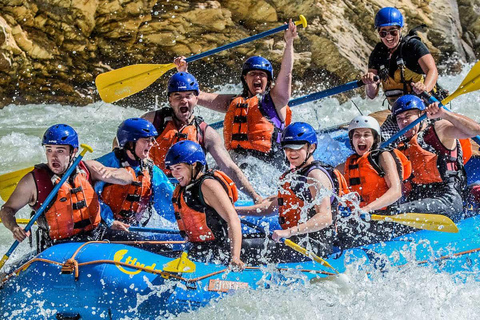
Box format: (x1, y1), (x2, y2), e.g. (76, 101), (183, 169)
(1, 66), (480, 318)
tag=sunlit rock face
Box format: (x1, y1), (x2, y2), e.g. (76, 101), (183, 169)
(0, 0), (478, 108)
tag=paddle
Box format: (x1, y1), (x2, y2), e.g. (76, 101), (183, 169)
(209, 76), (379, 130)
(95, 15), (308, 103)
(369, 213), (458, 233)
(129, 226), (180, 234)
(419, 92), (480, 145)
(0, 144), (93, 270)
(240, 219), (339, 274)
(0, 218), (33, 225)
(381, 61), (480, 148)
(0, 167), (34, 202)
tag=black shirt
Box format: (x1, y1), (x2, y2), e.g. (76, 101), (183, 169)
(368, 37), (430, 77)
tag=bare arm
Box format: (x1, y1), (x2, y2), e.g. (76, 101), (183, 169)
(412, 54), (438, 94)
(204, 126), (261, 202)
(271, 19), (297, 120)
(361, 152), (402, 212)
(197, 91), (236, 113)
(0, 173), (36, 242)
(235, 195), (278, 216)
(202, 179), (244, 269)
(173, 56), (235, 113)
(426, 102), (480, 148)
(84, 160), (133, 185)
(272, 169), (333, 240)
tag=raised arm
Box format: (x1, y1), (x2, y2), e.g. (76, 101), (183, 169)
(204, 126), (262, 202)
(0, 173), (36, 242)
(270, 19), (298, 116)
(201, 178), (244, 269)
(426, 102), (480, 147)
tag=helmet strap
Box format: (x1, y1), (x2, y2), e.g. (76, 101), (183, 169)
(126, 142), (142, 163)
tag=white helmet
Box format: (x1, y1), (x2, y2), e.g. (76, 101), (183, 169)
(348, 115), (381, 136)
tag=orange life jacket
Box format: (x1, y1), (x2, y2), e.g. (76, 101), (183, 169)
(172, 170), (238, 243)
(150, 108), (208, 174)
(101, 151), (153, 224)
(343, 149), (412, 208)
(398, 123), (465, 187)
(31, 162), (101, 240)
(459, 138), (472, 164)
(224, 94), (292, 154)
(277, 161), (347, 230)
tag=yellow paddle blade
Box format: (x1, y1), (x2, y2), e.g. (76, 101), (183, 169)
(95, 63), (176, 103)
(370, 213), (459, 233)
(0, 218), (32, 225)
(163, 252), (196, 273)
(0, 167), (34, 202)
(442, 60), (480, 105)
(284, 239), (339, 274)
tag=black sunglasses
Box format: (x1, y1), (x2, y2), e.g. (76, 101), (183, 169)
(379, 29), (399, 38)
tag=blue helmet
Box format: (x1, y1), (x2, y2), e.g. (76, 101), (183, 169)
(242, 56), (274, 80)
(281, 122), (318, 147)
(117, 118), (158, 148)
(167, 72), (199, 96)
(392, 95), (425, 117)
(374, 7), (404, 28)
(42, 124), (79, 149)
(165, 140), (206, 168)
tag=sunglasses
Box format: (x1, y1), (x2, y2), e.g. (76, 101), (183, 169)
(379, 29), (399, 38)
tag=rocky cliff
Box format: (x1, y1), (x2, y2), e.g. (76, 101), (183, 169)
(0, 0), (478, 108)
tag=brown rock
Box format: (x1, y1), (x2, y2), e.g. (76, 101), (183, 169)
(0, 0), (478, 108)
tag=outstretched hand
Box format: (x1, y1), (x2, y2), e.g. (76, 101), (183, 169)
(272, 229), (290, 242)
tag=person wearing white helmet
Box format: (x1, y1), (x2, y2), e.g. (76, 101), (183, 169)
(335, 115), (412, 246)
(339, 115), (411, 214)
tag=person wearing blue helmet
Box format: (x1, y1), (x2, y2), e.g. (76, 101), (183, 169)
(237, 123), (349, 259)
(0, 124), (133, 252)
(142, 72), (262, 204)
(389, 95), (480, 222)
(173, 19), (298, 166)
(165, 141), (244, 269)
(362, 7), (443, 142)
(95, 118), (175, 238)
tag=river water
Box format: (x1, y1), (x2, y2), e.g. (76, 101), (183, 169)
(1, 66), (480, 319)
